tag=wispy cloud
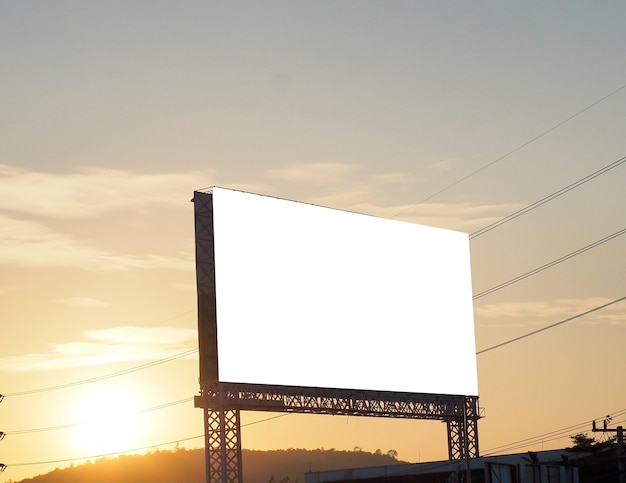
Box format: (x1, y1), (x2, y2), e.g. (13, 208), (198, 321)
(0, 326), (198, 372)
(365, 201), (523, 233)
(55, 297), (111, 308)
(264, 162), (522, 232)
(372, 172), (419, 184)
(0, 165), (212, 270)
(302, 197), (522, 233)
(0, 164), (216, 219)
(474, 297), (626, 326)
(0, 215), (192, 271)
(267, 163), (360, 184)
(0, 163), (523, 271)
(428, 159), (453, 171)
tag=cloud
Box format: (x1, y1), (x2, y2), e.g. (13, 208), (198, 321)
(428, 159), (453, 171)
(0, 164), (217, 219)
(474, 297), (626, 326)
(303, 197), (522, 233)
(0, 326), (198, 372)
(0, 215), (192, 271)
(0, 164), (210, 270)
(267, 163), (360, 184)
(263, 162), (523, 232)
(55, 297), (111, 308)
(85, 326), (196, 345)
(0, 163), (523, 270)
(369, 201), (523, 233)
(372, 172), (419, 184)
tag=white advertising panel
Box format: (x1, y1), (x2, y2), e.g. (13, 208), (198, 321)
(209, 187), (478, 396)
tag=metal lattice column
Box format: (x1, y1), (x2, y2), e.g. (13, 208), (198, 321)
(194, 191), (219, 384)
(446, 396), (480, 460)
(204, 408), (243, 483)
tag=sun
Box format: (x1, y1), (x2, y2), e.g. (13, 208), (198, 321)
(69, 384), (147, 456)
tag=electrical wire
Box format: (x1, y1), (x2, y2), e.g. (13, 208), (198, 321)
(476, 296), (626, 355)
(152, 309), (195, 328)
(473, 227), (626, 300)
(377, 410), (626, 478)
(4, 397), (195, 435)
(5, 413), (290, 467)
(481, 408), (626, 455)
(1, 306), (196, 398)
(470, 156), (626, 239)
(5, 435), (204, 467)
(483, 416), (626, 456)
(3, 348), (198, 397)
(391, 83), (626, 219)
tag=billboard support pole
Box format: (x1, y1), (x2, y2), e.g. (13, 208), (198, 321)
(203, 400), (243, 483)
(446, 396), (480, 461)
(195, 190), (244, 481)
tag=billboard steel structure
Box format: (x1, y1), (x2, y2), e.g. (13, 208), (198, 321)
(193, 188), (481, 483)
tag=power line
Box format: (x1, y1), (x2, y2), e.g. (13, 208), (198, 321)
(5, 397), (195, 435)
(6, 436), (204, 467)
(482, 408), (626, 455)
(3, 348), (198, 397)
(483, 415), (626, 456)
(5, 413), (290, 467)
(473, 227), (626, 300)
(391, 84), (626, 219)
(381, 410), (626, 478)
(470, 156), (626, 239)
(476, 296), (626, 355)
(152, 309), (195, 328)
(13, 409), (618, 471)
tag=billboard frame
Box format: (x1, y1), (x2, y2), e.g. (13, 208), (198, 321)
(193, 189), (481, 483)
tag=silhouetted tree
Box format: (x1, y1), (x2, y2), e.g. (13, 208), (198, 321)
(569, 433), (616, 451)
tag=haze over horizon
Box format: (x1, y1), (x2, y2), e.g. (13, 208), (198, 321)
(1, 2), (625, 482)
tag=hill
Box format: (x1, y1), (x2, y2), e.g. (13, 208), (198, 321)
(9, 447), (405, 483)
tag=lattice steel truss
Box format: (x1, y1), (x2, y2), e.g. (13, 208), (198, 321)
(446, 396), (480, 460)
(195, 383), (480, 482)
(203, 407), (242, 483)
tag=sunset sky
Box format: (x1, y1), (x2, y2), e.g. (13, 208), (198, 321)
(1, 2), (625, 481)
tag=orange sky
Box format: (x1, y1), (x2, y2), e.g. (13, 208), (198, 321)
(1, 2), (625, 482)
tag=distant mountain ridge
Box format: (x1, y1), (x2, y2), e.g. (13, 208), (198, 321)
(11, 447), (405, 483)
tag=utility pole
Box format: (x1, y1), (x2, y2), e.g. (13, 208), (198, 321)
(592, 417), (625, 483)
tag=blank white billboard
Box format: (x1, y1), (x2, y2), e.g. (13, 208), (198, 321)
(208, 187), (478, 396)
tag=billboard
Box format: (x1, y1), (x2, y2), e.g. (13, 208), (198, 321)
(195, 187), (478, 396)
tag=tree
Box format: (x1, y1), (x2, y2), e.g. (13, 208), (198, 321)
(569, 433), (616, 451)
(570, 433), (598, 450)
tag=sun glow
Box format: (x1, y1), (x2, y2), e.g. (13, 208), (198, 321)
(69, 385), (148, 456)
